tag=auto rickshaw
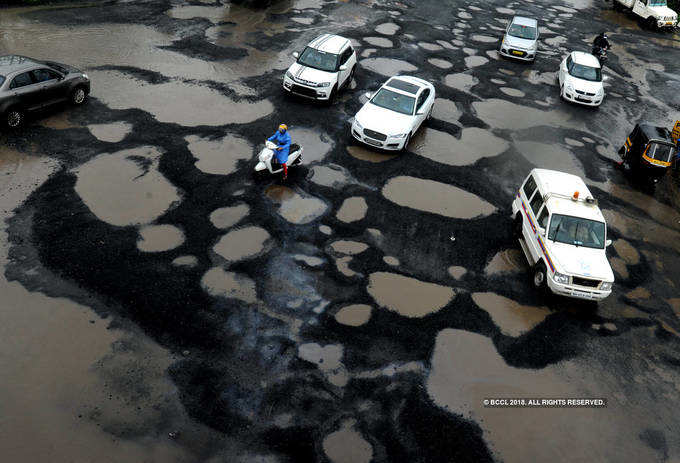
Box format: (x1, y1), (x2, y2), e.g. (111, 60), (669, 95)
(618, 121), (679, 184)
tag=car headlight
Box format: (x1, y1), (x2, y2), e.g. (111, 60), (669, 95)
(600, 281), (613, 291)
(392, 133), (408, 138)
(566, 82), (574, 91)
(318, 82), (332, 87)
(354, 120), (363, 130)
(286, 71), (294, 79)
(553, 272), (570, 284)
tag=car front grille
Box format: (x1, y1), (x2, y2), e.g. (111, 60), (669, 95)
(572, 276), (601, 288)
(363, 129), (387, 141)
(291, 84), (318, 98)
(575, 90), (595, 96)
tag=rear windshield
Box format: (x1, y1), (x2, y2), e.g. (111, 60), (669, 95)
(647, 142), (676, 163)
(508, 24), (537, 40)
(569, 63), (602, 82)
(548, 214), (606, 249)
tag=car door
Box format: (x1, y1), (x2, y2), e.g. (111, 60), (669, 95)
(519, 175), (542, 263)
(8, 71), (42, 111)
(527, 189), (547, 262)
(337, 47), (353, 86)
(632, 0), (648, 17)
(31, 68), (67, 106)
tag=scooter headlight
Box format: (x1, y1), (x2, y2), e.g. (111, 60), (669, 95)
(600, 281), (613, 291)
(553, 272), (570, 285)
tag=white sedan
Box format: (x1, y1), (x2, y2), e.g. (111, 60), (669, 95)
(351, 75), (435, 151)
(558, 51), (605, 107)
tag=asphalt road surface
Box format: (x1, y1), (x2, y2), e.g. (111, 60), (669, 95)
(1, 0), (680, 462)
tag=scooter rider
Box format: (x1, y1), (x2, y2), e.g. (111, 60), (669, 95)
(593, 32), (611, 51)
(268, 124), (291, 179)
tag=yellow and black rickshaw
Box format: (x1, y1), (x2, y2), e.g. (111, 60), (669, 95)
(618, 121), (679, 184)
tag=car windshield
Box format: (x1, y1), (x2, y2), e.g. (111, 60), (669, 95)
(649, 0), (666, 6)
(370, 88), (415, 115)
(508, 24), (537, 40)
(646, 142), (676, 163)
(297, 47), (338, 72)
(570, 63), (602, 82)
(548, 214), (606, 249)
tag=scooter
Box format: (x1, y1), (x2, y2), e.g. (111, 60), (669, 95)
(592, 46), (608, 66)
(254, 140), (303, 176)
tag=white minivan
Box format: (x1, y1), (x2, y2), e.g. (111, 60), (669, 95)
(511, 169), (615, 301)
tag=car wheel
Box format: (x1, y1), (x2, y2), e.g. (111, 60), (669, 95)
(5, 108), (24, 128)
(512, 214), (523, 240)
(532, 262), (547, 290)
(426, 106), (433, 120)
(326, 86), (337, 106)
(559, 84), (565, 100)
(645, 17), (656, 30)
(347, 66), (356, 88)
(71, 86), (88, 105)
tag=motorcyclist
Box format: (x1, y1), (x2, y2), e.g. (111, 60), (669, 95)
(593, 32), (611, 51)
(267, 123), (291, 179)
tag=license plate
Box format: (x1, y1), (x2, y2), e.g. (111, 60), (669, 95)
(667, 22), (673, 25)
(512, 50), (524, 56)
(365, 138), (381, 147)
(572, 290), (593, 299)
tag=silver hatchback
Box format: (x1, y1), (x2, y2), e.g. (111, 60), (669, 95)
(499, 16), (539, 62)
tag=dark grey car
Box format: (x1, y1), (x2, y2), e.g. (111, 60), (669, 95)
(0, 55), (91, 128)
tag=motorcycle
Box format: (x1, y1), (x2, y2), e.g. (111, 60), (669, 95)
(254, 140), (303, 176)
(592, 46), (608, 66)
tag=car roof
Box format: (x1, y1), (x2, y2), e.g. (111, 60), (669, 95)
(385, 77), (421, 95)
(308, 34), (351, 54)
(571, 51), (600, 68)
(512, 16), (538, 27)
(638, 122), (674, 142)
(0, 55), (41, 74)
(530, 169), (605, 222)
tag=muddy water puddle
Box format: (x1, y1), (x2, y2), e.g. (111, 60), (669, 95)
(346, 146), (396, 163)
(431, 98), (462, 121)
(73, 146), (181, 227)
(213, 226), (270, 262)
(335, 304), (373, 326)
(474, 99), (580, 130)
(472, 292), (550, 337)
(484, 248), (527, 275)
(264, 185), (328, 224)
(185, 134), (253, 175)
(137, 224), (184, 252)
(382, 176), (497, 219)
(375, 22), (400, 35)
(309, 164), (351, 188)
(412, 127), (509, 167)
(289, 128), (333, 163)
(367, 271), (455, 318)
(201, 267), (258, 303)
(88, 122), (132, 143)
(93, 71), (274, 127)
(444, 72), (479, 92)
(613, 239), (640, 265)
(364, 36), (393, 47)
(322, 419), (374, 463)
(330, 240), (369, 255)
(428, 58), (453, 69)
(209, 204), (250, 229)
(360, 58), (417, 76)
(514, 140), (585, 176)
(39, 112), (79, 130)
(336, 196), (368, 223)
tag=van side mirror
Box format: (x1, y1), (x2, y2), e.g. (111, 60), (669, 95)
(605, 239), (612, 247)
(292, 52), (299, 59)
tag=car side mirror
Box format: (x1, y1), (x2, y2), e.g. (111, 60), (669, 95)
(339, 64), (348, 71)
(292, 52), (299, 59)
(364, 91), (373, 100)
(416, 108), (426, 115)
(605, 239), (612, 247)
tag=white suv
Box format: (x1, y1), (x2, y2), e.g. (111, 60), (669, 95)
(558, 51), (605, 107)
(283, 34), (357, 103)
(511, 169), (615, 301)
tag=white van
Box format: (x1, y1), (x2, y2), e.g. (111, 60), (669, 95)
(511, 169), (615, 301)
(613, 0), (678, 29)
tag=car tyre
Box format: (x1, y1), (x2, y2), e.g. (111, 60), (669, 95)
(347, 66), (356, 88)
(532, 262), (548, 291)
(326, 85), (338, 106)
(71, 86), (88, 106)
(5, 108), (24, 129)
(645, 17), (657, 30)
(402, 133), (411, 152)
(512, 214), (523, 240)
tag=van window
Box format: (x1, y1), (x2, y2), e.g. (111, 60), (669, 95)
(537, 207), (549, 229)
(530, 191), (543, 216)
(522, 175), (537, 199)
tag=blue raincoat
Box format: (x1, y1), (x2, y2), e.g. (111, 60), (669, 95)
(268, 130), (291, 164)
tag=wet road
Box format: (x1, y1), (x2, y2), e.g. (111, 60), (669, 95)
(1, 0), (680, 462)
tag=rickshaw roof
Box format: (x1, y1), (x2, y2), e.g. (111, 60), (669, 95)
(636, 122), (674, 144)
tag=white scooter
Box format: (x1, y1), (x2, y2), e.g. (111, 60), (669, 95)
(254, 140), (303, 176)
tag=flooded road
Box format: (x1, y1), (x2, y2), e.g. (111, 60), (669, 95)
(1, 0), (680, 462)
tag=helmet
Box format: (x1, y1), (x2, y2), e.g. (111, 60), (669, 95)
(278, 123), (288, 132)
